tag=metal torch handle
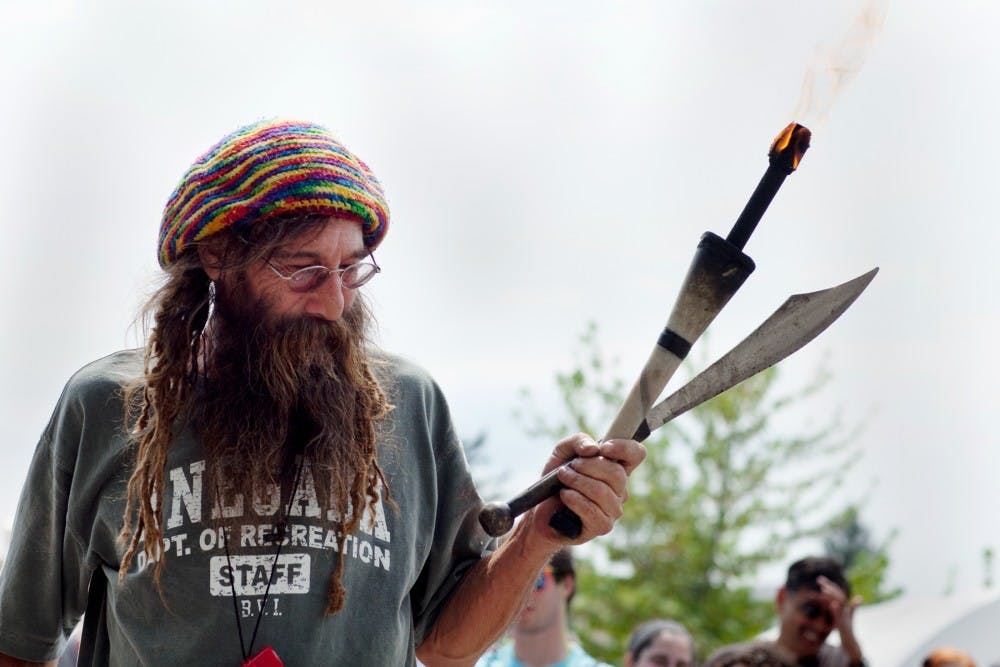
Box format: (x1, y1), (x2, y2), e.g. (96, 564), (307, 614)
(480, 233), (756, 538)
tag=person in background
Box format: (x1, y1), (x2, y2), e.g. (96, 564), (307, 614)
(923, 646), (977, 667)
(476, 547), (611, 667)
(701, 644), (792, 667)
(54, 625), (79, 667)
(623, 618), (694, 667)
(704, 556), (865, 667)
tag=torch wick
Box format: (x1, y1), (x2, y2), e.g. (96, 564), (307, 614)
(725, 123), (810, 251)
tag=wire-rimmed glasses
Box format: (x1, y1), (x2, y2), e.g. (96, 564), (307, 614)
(267, 256), (380, 292)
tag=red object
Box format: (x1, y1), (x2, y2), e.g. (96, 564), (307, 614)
(243, 647), (283, 667)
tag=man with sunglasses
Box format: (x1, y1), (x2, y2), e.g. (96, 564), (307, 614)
(706, 557), (866, 667)
(476, 548), (612, 667)
(0, 120), (645, 666)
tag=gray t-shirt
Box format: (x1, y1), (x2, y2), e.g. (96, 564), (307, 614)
(0, 349), (492, 666)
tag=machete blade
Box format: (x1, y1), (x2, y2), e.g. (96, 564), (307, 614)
(635, 267), (879, 441)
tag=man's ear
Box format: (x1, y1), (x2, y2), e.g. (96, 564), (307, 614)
(775, 586), (788, 612)
(563, 574), (576, 599)
(197, 241), (225, 281)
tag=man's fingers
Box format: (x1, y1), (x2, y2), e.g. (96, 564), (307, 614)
(556, 460), (626, 508)
(569, 455), (629, 491)
(542, 435), (646, 476)
(554, 485), (619, 537)
(598, 438), (647, 473)
(816, 575), (847, 603)
(542, 433), (601, 473)
(533, 433), (644, 541)
(549, 457), (629, 539)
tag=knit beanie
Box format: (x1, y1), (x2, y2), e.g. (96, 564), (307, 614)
(158, 119), (389, 267)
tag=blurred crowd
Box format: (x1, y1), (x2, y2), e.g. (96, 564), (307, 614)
(473, 549), (983, 667)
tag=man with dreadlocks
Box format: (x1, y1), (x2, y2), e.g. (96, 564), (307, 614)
(0, 120), (645, 667)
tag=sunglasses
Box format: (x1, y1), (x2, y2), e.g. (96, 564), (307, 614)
(534, 567), (556, 592)
(798, 601), (835, 625)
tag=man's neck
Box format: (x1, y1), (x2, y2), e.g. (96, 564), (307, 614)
(512, 624), (570, 667)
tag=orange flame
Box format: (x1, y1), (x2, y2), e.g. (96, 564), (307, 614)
(769, 122), (811, 172)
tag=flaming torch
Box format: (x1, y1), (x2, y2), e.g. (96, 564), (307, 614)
(727, 122), (811, 250)
(480, 122), (816, 538)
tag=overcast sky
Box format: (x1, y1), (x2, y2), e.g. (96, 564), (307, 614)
(1, 0), (998, 597)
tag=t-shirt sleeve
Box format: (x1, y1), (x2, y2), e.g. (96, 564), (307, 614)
(0, 385), (94, 661)
(0, 352), (134, 662)
(394, 362), (494, 644)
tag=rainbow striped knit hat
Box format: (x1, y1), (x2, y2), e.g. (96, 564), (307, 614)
(158, 119), (389, 267)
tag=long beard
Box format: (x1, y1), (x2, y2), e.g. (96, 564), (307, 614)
(189, 277), (377, 523)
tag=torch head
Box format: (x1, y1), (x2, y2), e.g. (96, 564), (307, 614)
(769, 122), (812, 174)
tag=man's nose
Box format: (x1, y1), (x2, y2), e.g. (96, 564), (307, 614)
(304, 273), (346, 321)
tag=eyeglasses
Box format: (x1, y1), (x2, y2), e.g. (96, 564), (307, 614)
(266, 256), (380, 292)
(798, 601), (834, 625)
(534, 567), (555, 592)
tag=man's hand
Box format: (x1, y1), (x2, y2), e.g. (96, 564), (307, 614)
(415, 432), (644, 666)
(817, 575), (864, 663)
(528, 433), (646, 544)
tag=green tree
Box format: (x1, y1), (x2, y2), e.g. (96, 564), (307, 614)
(517, 323), (884, 662)
(822, 505), (901, 603)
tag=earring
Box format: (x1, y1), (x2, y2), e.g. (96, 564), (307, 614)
(200, 281), (217, 339)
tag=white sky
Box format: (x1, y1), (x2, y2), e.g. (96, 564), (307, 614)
(1, 0), (998, 598)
